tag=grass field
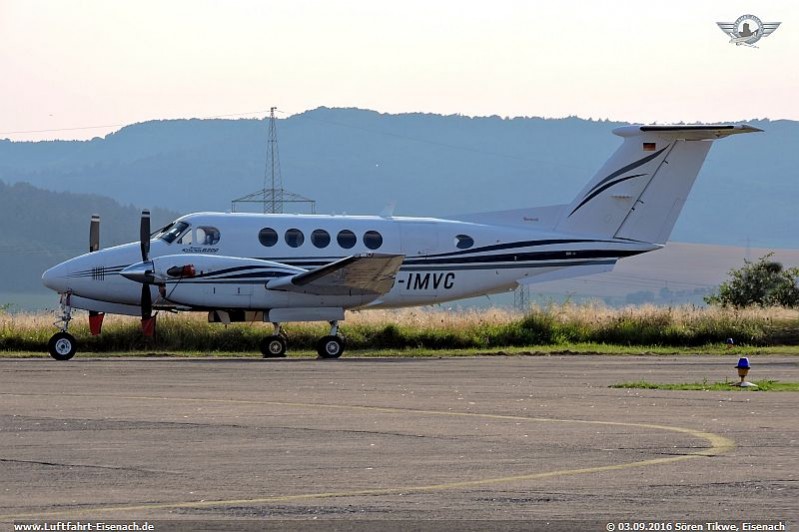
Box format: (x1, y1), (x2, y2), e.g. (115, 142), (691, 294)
(2, 304), (799, 354)
(611, 379), (799, 392)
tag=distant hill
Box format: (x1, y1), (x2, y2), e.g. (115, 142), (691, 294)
(529, 242), (799, 306)
(0, 180), (177, 295)
(1, 108), (796, 248)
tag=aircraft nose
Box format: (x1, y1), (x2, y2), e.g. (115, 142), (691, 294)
(42, 263), (69, 293)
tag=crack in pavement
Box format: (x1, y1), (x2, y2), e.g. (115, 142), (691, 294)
(0, 457), (180, 475)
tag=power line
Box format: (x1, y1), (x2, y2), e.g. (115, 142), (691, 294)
(231, 107), (315, 214)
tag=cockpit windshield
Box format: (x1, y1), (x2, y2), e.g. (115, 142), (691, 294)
(158, 221), (190, 244)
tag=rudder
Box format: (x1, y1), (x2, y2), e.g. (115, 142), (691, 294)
(555, 125), (761, 244)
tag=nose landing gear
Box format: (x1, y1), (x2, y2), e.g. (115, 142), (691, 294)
(48, 292), (77, 361)
(48, 332), (77, 361)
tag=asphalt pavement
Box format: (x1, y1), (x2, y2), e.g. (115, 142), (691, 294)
(1, 355), (796, 528)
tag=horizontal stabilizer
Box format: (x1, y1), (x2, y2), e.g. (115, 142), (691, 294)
(614, 124), (762, 140)
(268, 253), (405, 296)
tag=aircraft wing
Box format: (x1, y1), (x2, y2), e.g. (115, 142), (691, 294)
(267, 253), (405, 296)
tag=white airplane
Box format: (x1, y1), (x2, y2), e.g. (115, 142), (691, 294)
(41, 124), (761, 360)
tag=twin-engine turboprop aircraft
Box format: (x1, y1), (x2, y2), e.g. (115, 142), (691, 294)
(41, 124), (761, 360)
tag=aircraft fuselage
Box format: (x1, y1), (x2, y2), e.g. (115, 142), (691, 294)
(43, 212), (656, 314)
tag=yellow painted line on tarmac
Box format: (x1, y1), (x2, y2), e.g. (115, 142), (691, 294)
(0, 392), (735, 520)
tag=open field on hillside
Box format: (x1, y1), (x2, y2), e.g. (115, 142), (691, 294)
(3, 305), (799, 355)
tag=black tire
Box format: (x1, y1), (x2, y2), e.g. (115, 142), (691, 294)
(47, 332), (77, 361)
(260, 335), (287, 358)
(317, 335), (344, 359)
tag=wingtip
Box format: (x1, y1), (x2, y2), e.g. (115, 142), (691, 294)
(739, 124), (764, 133)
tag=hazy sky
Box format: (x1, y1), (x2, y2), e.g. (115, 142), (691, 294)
(2, 0), (797, 140)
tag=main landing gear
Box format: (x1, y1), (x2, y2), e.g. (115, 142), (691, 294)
(48, 292), (77, 361)
(260, 323), (288, 358)
(317, 321), (345, 359)
(259, 321), (345, 359)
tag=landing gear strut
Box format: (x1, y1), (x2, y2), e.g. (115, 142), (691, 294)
(260, 322), (287, 358)
(317, 321), (345, 359)
(48, 292), (77, 361)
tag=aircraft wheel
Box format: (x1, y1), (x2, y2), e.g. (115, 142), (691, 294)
(260, 335), (287, 358)
(48, 332), (77, 361)
(317, 335), (344, 359)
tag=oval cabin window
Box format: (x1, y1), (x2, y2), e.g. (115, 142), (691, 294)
(259, 228), (278, 247)
(311, 229), (331, 248)
(363, 230), (383, 250)
(285, 228), (305, 248)
(337, 230), (357, 249)
(455, 234), (474, 249)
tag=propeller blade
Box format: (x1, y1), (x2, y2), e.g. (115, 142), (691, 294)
(141, 283), (152, 320)
(89, 214), (100, 252)
(140, 209), (151, 262)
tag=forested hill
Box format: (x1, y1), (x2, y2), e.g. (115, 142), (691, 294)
(0, 180), (176, 293)
(0, 108), (796, 249)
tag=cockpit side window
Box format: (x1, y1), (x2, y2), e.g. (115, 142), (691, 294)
(177, 229), (192, 245)
(195, 226), (221, 246)
(158, 221), (190, 244)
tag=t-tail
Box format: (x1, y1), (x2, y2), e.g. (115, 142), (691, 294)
(555, 124), (762, 244)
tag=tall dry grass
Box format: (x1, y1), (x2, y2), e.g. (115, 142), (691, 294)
(2, 304), (798, 352)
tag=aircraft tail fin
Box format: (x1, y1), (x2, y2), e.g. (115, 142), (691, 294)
(555, 124), (761, 244)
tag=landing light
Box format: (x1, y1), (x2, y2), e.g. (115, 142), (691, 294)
(733, 357), (757, 388)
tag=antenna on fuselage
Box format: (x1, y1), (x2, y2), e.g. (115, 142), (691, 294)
(231, 107), (316, 214)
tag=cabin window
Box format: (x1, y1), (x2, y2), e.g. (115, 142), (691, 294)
(195, 226), (221, 246)
(158, 221), (190, 244)
(455, 234), (474, 249)
(259, 228), (278, 247)
(311, 229), (331, 248)
(285, 228), (305, 248)
(337, 230), (356, 249)
(363, 230), (383, 250)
